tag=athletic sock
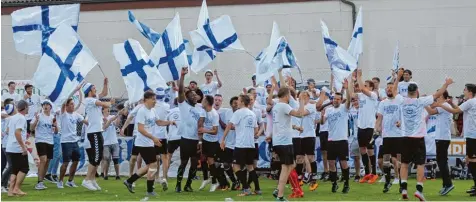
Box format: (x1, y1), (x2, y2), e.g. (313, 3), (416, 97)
(401, 180), (408, 191)
(342, 168), (350, 186)
(384, 166), (391, 183)
(209, 164), (218, 184)
(296, 163), (304, 180)
(469, 162), (476, 187)
(362, 153), (370, 175)
(147, 180), (154, 193)
(330, 171), (338, 183)
(127, 174), (140, 184)
(237, 170), (249, 189)
(311, 161), (318, 182)
(176, 164), (186, 184)
(369, 155), (377, 175)
(416, 182), (423, 193)
(249, 170), (260, 191)
(186, 166), (197, 187)
(202, 160), (209, 180)
(225, 167), (237, 183)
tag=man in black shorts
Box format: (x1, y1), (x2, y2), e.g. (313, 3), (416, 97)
(316, 89), (331, 181)
(218, 96), (240, 190)
(166, 99), (181, 158)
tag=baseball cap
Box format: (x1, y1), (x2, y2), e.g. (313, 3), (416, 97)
(155, 87), (166, 100)
(205, 69), (213, 75)
(42, 100), (53, 107)
(307, 78), (315, 84)
(17, 100), (28, 112)
(5, 104), (15, 115)
(82, 83), (93, 95)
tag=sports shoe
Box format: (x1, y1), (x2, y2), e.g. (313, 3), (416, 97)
(45, 174), (55, 183)
(383, 182), (392, 193)
(199, 179), (211, 190)
(253, 190), (263, 195)
(231, 182), (240, 191)
(378, 176), (386, 183)
(289, 190), (304, 198)
(82, 180), (97, 191)
(146, 191), (157, 197)
(35, 182), (47, 190)
(319, 172), (328, 181)
(52, 175), (59, 182)
(367, 174), (379, 184)
(209, 183), (219, 192)
(392, 178), (400, 184)
(309, 182), (318, 191)
(470, 192), (476, 197)
(331, 183), (339, 193)
(92, 180), (101, 191)
(132, 182), (136, 188)
(66, 181), (78, 188)
(440, 184), (454, 196)
(401, 190), (409, 200)
(359, 174), (372, 183)
(237, 189), (252, 196)
(342, 185), (350, 194)
(1, 187), (7, 193)
(354, 176), (361, 182)
(275, 197), (288, 201)
(221, 185), (230, 191)
(104, 176), (108, 180)
(272, 188), (279, 198)
(123, 180), (135, 193)
(466, 186), (476, 194)
(184, 185), (194, 192)
(161, 179), (168, 191)
(175, 184), (182, 193)
(115, 176), (121, 180)
(414, 191), (426, 201)
(57, 181), (64, 189)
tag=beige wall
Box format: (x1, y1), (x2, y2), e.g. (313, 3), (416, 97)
(2, 0), (476, 101)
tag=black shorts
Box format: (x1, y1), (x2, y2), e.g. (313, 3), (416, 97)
(61, 142), (80, 162)
(319, 131), (329, 151)
(136, 146), (157, 164)
(35, 142), (54, 159)
(401, 137), (426, 165)
(467, 138), (476, 159)
(202, 140), (219, 158)
(378, 145), (384, 159)
(154, 139), (168, 155)
(301, 137), (316, 155)
(87, 132), (104, 166)
(382, 137), (403, 157)
(327, 140), (349, 161)
(293, 138), (303, 156)
(131, 137), (139, 156)
(254, 143), (259, 160)
(126, 124), (134, 137)
(180, 138), (199, 161)
(167, 139), (180, 154)
(358, 128), (374, 149)
(233, 147), (256, 166)
(7, 152), (29, 175)
(218, 147), (234, 163)
(274, 145), (295, 165)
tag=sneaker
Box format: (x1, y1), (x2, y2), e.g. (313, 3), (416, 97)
(146, 191), (157, 197)
(319, 172), (328, 181)
(253, 190), (263, 195)
(354, 176), (361, 182)
(309, 181), (318, 191)
(100, 173), (104, 178)
(175, 184), (182, 193)
(35, 182), (47, 190)
(467, 186), (476, 194)
(342, 185), (350, 194)
(199, 179), (211, 190)
(470, 192), (476, 197)
(383, 182), (392, 193)
(359, 174), (372, 183)
(45, 175), (55, 183)
(57, 181), (64, 189)
(161, 179), (168, 191)
(378, 176), (386, 183)
(104, 176), (108, 180)
(331, 183), (339, 193)
(116, 176), (121, 180)
(123, 180), (135, 193)
(221, 184), (230, 191)
(414, 191), (426, 201)
(339, 175), (345, 182)
(272, 188), (279, 198)
(402, 190), (409, 200)
(440, 184), (455, 196)
(232, 182), (240, 191)
(184, 185), (194, 192)
(392, 178), (400, 185)
(237, 189), (252, 196)
(367, 174), (379, 184)
(1, 187), (7, 193)
(209, 183), (219, 192)
(289, 190), (304, 198)
(82, 180), (97, 191)
(275, 197), (288, 201)
(132, 182), (136, 188)
(66, 181), (78, 188)
(92, 180), (101, 191)
(52, 175), (59, 182)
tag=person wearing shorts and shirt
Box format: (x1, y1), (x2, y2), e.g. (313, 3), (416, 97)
(23, 84), (41, 135)
(375, 81), (404, 193)
(153, 88), (171, 190)
(101, 106), (122, 181)
(219, 96), (240, 190)
(1, 103), (14, 192)
(397, 69), (418, 98)
(31, 100), (58, 190)
(121, 101), (144, 180)
(175, 67), (205, 193)
(5, 100), (29, 197)
(81, 80), (114, 191)
(57, 97), (87, 189)
(250, 94), (265, 187)
(123, 91), (176, 196)
(221, 94), (259, 196)
(200, 69), (222, 96)
(321, 80), (352, 194)
(348, 97), (361, 182)
(316, 88), (331, 181)
(166, 99), (181, 157)
(396, 69), (453, 201)
(437, 83), (476, 197)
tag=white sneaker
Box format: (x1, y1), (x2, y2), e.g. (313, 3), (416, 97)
(392, 178), (400, 185)
(35, 182), (47, 190)
(414, 191), (426, 201)
(1, 187), (8, 193)
(209, 183), (219, 192)
(378, 176), (386, 183)
(57, 181), (64, 189)
(199, 179), (212, 190)
(132, 182), (136, 188)
(92, 180), (101, 191)
(66, 181), (78, 188)
(81, 180), (97, 191)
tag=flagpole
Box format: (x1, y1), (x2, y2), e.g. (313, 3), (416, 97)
(97, 64), (113, 99)
(244, 51), (257, 59)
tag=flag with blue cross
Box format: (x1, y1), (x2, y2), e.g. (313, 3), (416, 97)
(347, 6), (363, 63)
(114, 39), (167, 103)
(189, 0), (244, 73)
(32, 24), (97, 107)
(11, 4), (80, 55)
(149, 13), (189, 82)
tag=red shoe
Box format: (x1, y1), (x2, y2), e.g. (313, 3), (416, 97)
(359, 174), (372, 183)
(289, 190), (304, 198)
(367, 174), (379, 184)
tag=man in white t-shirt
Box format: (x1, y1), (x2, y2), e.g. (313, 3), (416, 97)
(396, 71), (453, 201)
(81, 78), (114, 191)
(437, 83), (476, 197)
(200, 69), (222, 96)
(372, 77), (387, 101)
(1, 103), (15, 192)
(316, 87), (332, 181)
(101, 106), (122, 181)
(166, 99), (181, 157)
(123, 91), (175, 196)
(2, 81), (21, 103)
(306, 79), (320, 100)
(218, 96), (240, 190)
(120, 100), (144, 180)
(23, 84), (41, 135)
(246, 74), (267, 106)
(398, 69), (418, 98)
(321, 79), (352, 194)
(152, 88), (171, 190)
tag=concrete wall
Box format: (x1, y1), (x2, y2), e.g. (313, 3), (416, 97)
(2, 0), (476, 101)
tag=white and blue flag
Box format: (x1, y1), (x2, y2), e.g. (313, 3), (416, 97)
(11, 4), (80, 55)
(32, 24), (97, 106)
(114, 39), (167, 103)
(190, 0), (244, 73)
(321, 20), (357, 91)
(149, 13), (189, 82)
(347, 6), (363, 62)
(387, 41), (400, 81)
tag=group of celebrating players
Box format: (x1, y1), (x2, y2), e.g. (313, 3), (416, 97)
(1, 66), (476, 202)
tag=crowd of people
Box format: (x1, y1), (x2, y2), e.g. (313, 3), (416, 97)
(1, 67), (476, 202)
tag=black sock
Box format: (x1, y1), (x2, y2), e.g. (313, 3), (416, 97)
(296, 163), (304, 179)
(176, 163), (186, 185)
(127, 173), (140, 184)
(202, 160), (209, 180)
(369, 155), (377, 175)
(249, 170), (260, 191)
(384, 166), (391, 183)
(416, 184), (423, 193)
(186, 160), (198, 187)
(342, 168), (350, 186)
(401, 182), (408, 190)
(237, 170), (249, 189)
(330, 171), (338, 183)
(362, 153), (370, 175)
(225, 167), (237, 183)
(147, 180), (154, 193)
(469, 162), (476, 187)
(311, 161), (317, 175)
(209, 164), (218, 184)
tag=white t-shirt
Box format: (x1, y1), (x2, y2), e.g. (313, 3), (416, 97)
(32, 113), (55, 144)
(224, 109), (236, 149)
(25, 94), (41, 121)
(84, 97), (103, 133)
(2, 92), (21, 102)
(398, 81), (418, 98)
(376, 88), (387, 101)
(435, 103), (452, 140)
(130, 104), (143, 137)
(59, 112), (84, 143)
(349, 107), (359, 138)
(357, 92), (378, 129)
(377, 95), (404, 138)
(230, 108), (257, 148)
(272, 102), (293, 146)
(400, 95), (434, 138)
(325, 105), (349, 141)
(135, 107), (157, 147)
(166, 107), (181, 141)
(178, 101), (205, 140)
(6, 114), (27, 153)
(103, 115), (119, 145)
(291, 116), (301, 138)
(153, 101), (170, 140)
(216, 107), (229, 142)
(460, 98), (476, 139)
(319, 99), (331, 132)
(252, 106), (264, 143)
(301, 103), (317, 138)
(308, 88), (320, 100)
(202, 109), (220, 142)
(246, 86), (267, 106)
(201, 81), (219, 96)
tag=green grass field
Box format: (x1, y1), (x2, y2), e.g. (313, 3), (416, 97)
(1, 176), (474, 201)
